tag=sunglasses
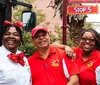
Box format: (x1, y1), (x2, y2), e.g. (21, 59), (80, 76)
(81, 37), (95, 42)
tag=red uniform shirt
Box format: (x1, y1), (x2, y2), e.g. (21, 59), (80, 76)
(73, 47), (100, 85)
(28, 46), (79, 85)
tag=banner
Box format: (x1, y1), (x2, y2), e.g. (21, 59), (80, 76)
(68, 0), (100, 3)
(67, 5), (99, 14)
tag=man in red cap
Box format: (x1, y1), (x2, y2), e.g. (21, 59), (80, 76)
(28, 26), (79, 85)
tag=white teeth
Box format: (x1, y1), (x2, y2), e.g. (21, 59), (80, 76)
(7, 41), (14, 44)
(39, 41), (46, 46)
(41, 41), (46, 44)
(84, 45), (90, 48)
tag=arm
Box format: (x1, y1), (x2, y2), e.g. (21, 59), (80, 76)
(62, 55), (79, 85)
(67, 75), (79, 85)
(53, 44), (67, 50)
(53, 44), (75, 57)
(96, 65), (100, 84)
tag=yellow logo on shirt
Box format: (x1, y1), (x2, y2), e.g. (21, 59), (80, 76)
(51, 60), (59, 67)
(87, 61), (93, 67)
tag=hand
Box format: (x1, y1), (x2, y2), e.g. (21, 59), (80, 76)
(65, 46), (76, 59)
(53, 44), (76, 60)
(66, 75), (79, 85)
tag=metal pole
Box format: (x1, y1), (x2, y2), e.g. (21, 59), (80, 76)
(17, 1), (32, 9)
(62, 0), (67, 45)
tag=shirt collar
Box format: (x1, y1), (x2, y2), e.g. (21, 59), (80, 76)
(88, 50), (99, 60)
(35, 45), (56, 59)
(77, 48), (99, 61)
(1, 45), (21, 55)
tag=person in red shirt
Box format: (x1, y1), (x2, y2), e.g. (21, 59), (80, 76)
(56, 29), (100, 85)
(28, 26), (79, 85)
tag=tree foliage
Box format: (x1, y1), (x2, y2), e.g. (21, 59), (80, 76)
(47, 0), (88, 46)
(12, 0), (93, 57)
(12, 0), (46, 57)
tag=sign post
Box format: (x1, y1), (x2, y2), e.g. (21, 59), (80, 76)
(62, 0), (67, 45)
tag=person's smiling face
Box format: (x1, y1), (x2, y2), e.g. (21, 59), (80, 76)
(32, 30), (50, 49)
(2, 26), (21, 53)
(80, 31), (96, 53)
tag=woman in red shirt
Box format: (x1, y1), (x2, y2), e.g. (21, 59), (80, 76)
(57, 29), (100, 85)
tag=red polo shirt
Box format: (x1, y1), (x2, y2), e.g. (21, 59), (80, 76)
(28, 46), (79, 85)
(73, 47), (100, 85)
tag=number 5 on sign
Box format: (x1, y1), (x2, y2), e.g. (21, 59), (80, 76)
(67, 5), (99, 14)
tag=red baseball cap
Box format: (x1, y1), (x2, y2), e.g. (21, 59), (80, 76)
(31, 26), (49, 37)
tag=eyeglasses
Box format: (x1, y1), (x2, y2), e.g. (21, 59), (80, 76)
(81, 37), (95, 42)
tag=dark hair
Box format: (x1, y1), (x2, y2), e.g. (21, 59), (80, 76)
(0, 24), (24, 46)
(80, 28), (100, 51)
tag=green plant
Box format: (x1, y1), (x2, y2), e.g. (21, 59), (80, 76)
(18, 32), (36, 57)
(13, 0), (46, 57)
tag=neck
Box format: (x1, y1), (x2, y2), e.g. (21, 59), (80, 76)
(38, 46), (50, 60)
(3, 45), (17, 53)
(83, 53), (91, 58)
(7, 48), (17, 53)
(82, 51), (93, 61)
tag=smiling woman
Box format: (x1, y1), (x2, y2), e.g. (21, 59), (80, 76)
(57, 28), (100, 85)
(0, 20), (32, 85)
(2, 26), (21, 53)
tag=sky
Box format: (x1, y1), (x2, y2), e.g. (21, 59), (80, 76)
(82, 3), (100, 22)
(82, 3), (100, 33)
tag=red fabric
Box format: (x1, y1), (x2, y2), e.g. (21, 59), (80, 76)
(73, 47), (100, 85)
(31, 26), (49, 37)
(3, 20), (23, 30)
(28, 46), (79, 85)
(8, 52), (25, 66)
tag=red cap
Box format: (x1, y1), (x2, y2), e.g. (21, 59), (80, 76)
(31, 26), (49, 37)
